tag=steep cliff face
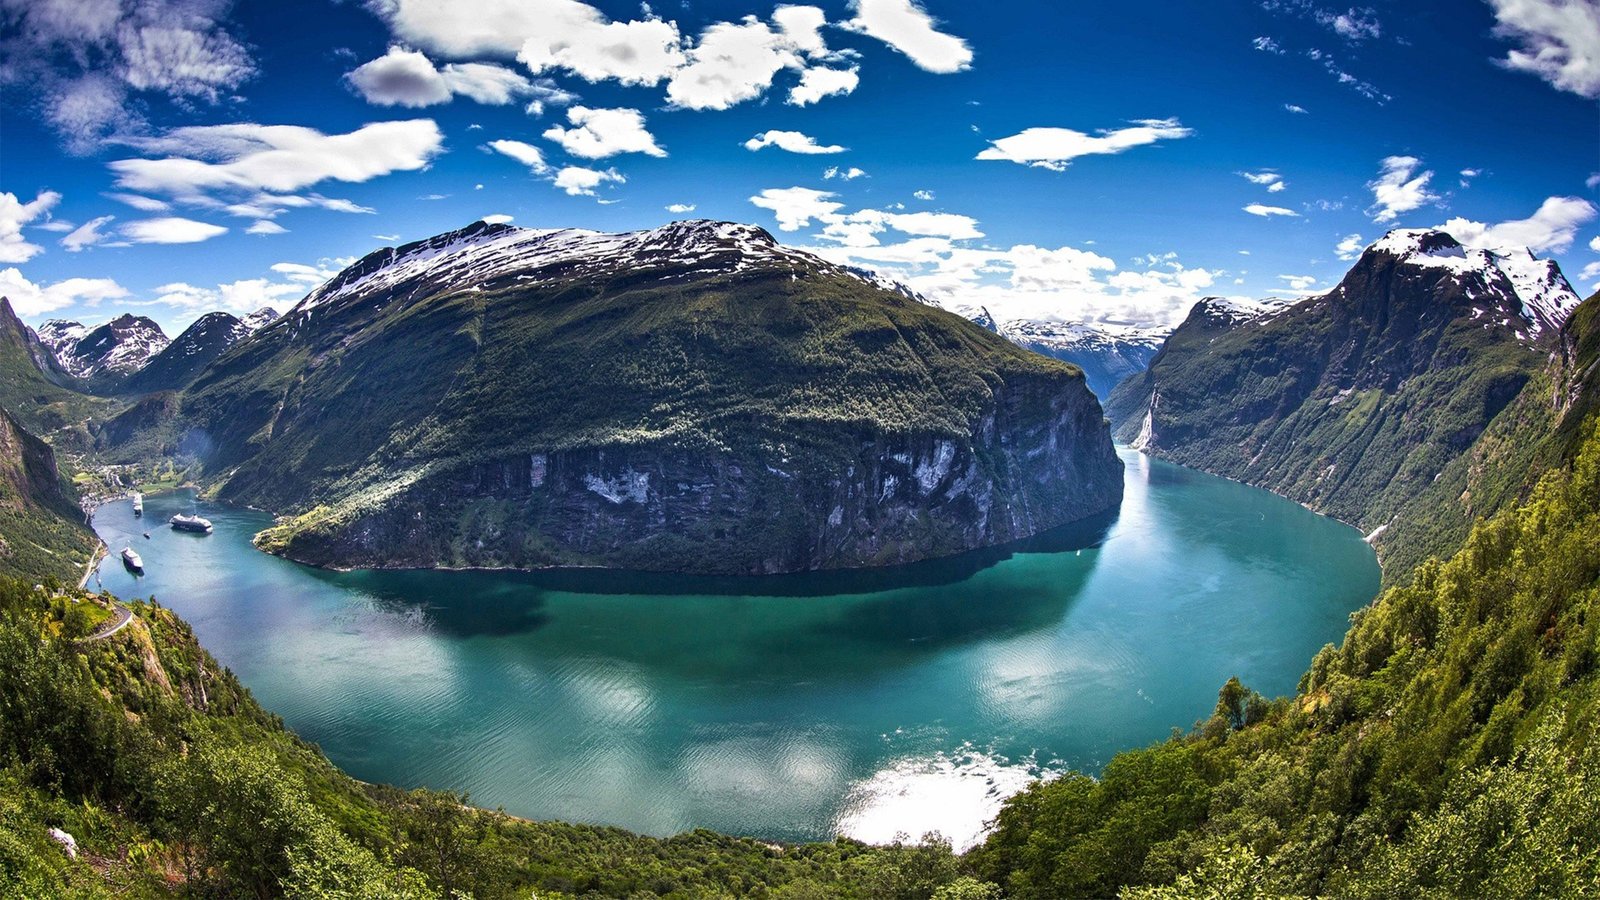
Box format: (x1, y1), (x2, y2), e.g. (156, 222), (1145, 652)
(0, 405), (98, 583)
(165, 220), (1121, 574)
(1105, 229), (1579, 565)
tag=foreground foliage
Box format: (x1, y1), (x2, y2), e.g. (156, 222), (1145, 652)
(0, 579), (996, 898)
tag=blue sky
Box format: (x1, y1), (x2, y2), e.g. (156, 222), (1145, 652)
(2, 0), (1598, 334)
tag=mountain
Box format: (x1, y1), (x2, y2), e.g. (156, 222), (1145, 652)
(0, 405), (97, 584)
(943, 304), (1167, 398)
(973, 287), (1600, 899)
(41, 313), (169, 384)
(124, 307), (278, 394)
(159, 219), (1122, 574)
(1104, 229), (1579, 563)
(0, 297), (112, 440)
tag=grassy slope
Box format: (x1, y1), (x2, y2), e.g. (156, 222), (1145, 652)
(0, 299), (117, 448)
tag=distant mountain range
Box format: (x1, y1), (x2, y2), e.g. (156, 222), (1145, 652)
(35, 308), (277, 394)
(942, 305), (1167, 399)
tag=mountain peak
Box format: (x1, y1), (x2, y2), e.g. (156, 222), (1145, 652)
(1355, 228), (1581, 338)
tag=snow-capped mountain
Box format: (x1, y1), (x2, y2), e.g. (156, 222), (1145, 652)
(241, 307), (280, 332)
(295, 219), (886, 318)
(42, 314), (169, 381)
(1368, 229), (1581, 338)
(125, 307), (280, 393)
(938, 303), (1168, 398)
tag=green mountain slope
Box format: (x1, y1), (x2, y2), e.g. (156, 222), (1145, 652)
(1105, 230), (1578, 575)
(0, 298), (113, 444)
(0, 406), (98, 585)
(157, 220), (1122, 574)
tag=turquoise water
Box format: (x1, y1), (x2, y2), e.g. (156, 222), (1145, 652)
(92, 449), (1378, 848)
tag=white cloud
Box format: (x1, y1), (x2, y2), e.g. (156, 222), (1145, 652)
(109, 121), (446, 201)
(1239, 170), (1287, 191)
(1459, 167), (1482, 188)
(666, 203), (697, 213)
(543, 106), (666, 158)
(62, 216), (117, 252)
(521, 17), (686, 86)
(1488, 0), (1600, 98)
(1253, 36), (1285, 54)
(1366, 155), (1437, 223)
(553, 166), (625, 197)
(749, 187), (844, 231)
(481, 214), (514, 224)
(1439, 196), (1597, 253)
(1284, 103), (1309, 113)
(1582, 260), (1600, 285)
(0, 267), (128, 317)
(121, 217), (228, 244)
(665, 17), (803, 111)
(1591, 235), (1600, 253)
(913, 189), (934, 200)
(825, 166), (868, 180)
(1322, 9), (1381, 40)
(1279, 274), (1319, 292)
(1335, 232), (1365, 260)
(0, 191), (63, 263)
(245, 220), (287, 235)
(844, 0), (973, 73)
(3, 0), (254, 151)
(790, 66), (860, 105)
(1243, 203), (1300, 217)
(105, 192), (170, 212)
(744, 130), (846, 154)
(348, 47), (554, 107)
(488, 139), (552, 173)
(976, 118), (1192, 171)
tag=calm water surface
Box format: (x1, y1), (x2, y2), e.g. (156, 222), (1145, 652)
(93, 449), (1378, 848)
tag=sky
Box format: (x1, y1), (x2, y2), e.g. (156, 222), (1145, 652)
(2, 0), (1599, 336)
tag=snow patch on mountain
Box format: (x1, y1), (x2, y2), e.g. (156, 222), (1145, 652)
(1369, 229), (1580, 337)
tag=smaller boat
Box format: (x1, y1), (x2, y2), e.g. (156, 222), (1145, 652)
(121, 547), (144, 572)
(170, 513), (213, 534)
(143, 532), (151, 539)
(132, 492), (143, 516)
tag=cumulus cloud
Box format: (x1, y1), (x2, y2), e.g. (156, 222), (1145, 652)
(844, 0), (973, 73)
(543, 106), (665, 158)
(1243, 203), (1299, 217)
(0, 267), (128, 316)
(744, 130), (846, 154)
(62, 216), (117, 252)
(121, 217), (228, 244)
(1284, 103), (1309, 113)
(553, 165), (625, 197)
(108, 121), (446, 210)
(0, 191), (63, 263)
(487, 139), (552, 173)
(976, 119), (1192, 171)
(348, 46), (565, 107)
(0, 0), (254, 151)
(245, 220), (287, 235)
(1366, 155), (1437, 223)
(790, 66), (860, 105)
(826, 166), (868, 180)
(1335, 232), (1365, 260)
(665, 16), (807, 110)
(749, 187), (845, 231)
(666, 203), (697, 213)
(1439, 195), (1597, 253)
(1488, 0), (1600, 97)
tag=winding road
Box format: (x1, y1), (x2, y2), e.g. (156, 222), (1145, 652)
(85, 604), (133, 641)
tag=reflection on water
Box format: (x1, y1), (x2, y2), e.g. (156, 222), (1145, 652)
(90, 449), (1379, 845)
